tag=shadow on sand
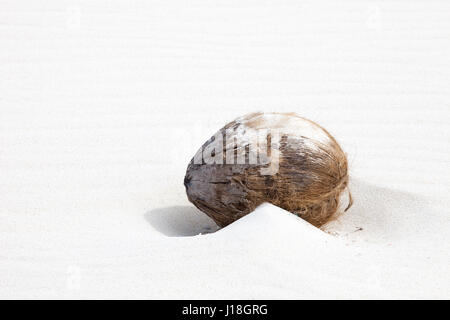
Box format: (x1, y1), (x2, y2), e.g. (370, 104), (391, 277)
(145, 179), (427, 238)
(326, 178), (427, 239)
(144, 205), (219, 237)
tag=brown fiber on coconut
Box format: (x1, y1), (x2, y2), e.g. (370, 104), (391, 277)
(184, 112), (352, 228)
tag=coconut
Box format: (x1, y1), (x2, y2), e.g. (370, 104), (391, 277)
(184, 112), (352, 228)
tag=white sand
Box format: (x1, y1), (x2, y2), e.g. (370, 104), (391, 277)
(1, 0), (449, 299)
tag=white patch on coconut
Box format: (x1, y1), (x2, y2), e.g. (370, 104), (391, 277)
(232, 112), (333, 156)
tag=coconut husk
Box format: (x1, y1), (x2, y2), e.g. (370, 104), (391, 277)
(184, 112), (352, 228)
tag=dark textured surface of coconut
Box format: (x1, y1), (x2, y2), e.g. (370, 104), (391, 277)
(184, 112), (352, 228)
